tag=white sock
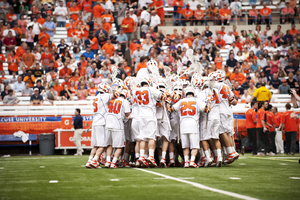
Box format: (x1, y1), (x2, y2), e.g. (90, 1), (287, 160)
(106, 156), (111, 163)
(227, 147), (233, 154)
(205, 150), (211, 161)
(208, 149), (211, 156)
(199, 148), (205, 158)
(135, 153), (140, 159)
(112, 157), (118, 164)
(124, 153), (129, 162)
(162, 151), (166, 159)
(103, 152), (106, 158)
(144, 155), (148, 159)
(213, 150), (218, 158)
(231, 146), (236, 153)
(222, 147), (227, 155)
(93, 155), (99, 161)
(217, 149), (222, 161)
(169, 152), (174, 160)
(88, 155), (93, 161)
(191, 156), (195, 162)
(184, 156), (189, 162)
(149, 149), (154, 157)
(140, 149), (145, 157)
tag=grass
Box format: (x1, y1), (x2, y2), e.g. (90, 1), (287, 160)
(0, 154), (299, 200)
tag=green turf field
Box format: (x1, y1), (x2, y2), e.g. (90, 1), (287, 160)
(0, 154), (299, 200)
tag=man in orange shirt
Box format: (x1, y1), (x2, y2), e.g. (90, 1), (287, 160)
(77, 62), (87, 76)
(121, 12), (135, 41)
(16, 42), (27, 62)
(154, 0), (164, 26)
(38, 27), (50, 46)
(23, 70), (36, 88)
(242, 101), (258, 155)
(59, 62), (73, 78)
(100, 10), (114, 34)
(101, 38), (115, 57)
(214, 51), (223, 69)
(256, 101), (269, 156)
(173, 0), (183, 25)
(281, 103), (298, 155)
(266, 104), (276, 154)
(219, 4), (231, 25)
(69, 2), (80, 21)
(230, 67), (246, 85)
(82, 0), (92, 15)
(41, 46), (53, 70)
(22, 48), (36, 70)
(192, 4), (204, 25)
(53, 78), (63, 94)
(92, 1), (105, 24)
(215, 34), (226, 48)
(259, 3), (272, 24)
(290, 23), (297, 35)
(181, 3), (193, 26)
(136, 57), (147, 73)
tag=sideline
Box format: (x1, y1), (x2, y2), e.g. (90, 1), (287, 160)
(134, 168), (259, 200)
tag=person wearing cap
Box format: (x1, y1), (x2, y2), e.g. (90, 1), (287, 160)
(278, 79), (290, 94)
(223, 30), (235, 45)
(260, 3), (272, 24)
(252, 82), (272, 102)
(131, 44), (145, 72)
(180, 3), (193, 26)
(30, 87), (44, 105)
(248, 5), (258, 25)
(121, 12), (136, 41)
(53, 0), (68, 27)
(82, 45), (95, 61)
(219, 3), (231, 25)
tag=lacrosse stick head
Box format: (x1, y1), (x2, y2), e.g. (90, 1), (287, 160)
(111, 65), (119, 81)
(186, 49), (194, 58)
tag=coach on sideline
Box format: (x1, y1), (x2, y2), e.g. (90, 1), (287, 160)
(251, 82), (272, 102)
(73, 108), (83, 156)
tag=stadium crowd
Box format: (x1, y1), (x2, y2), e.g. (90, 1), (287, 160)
(0, 0), (298, 106)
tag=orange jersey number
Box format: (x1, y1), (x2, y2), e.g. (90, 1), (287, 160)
(220, 85), (230, 100)
(180, 101), (196, 116)
(108, 100), (122, 114)
(136, 90), (149, 105)
(93, 98), (98, 112)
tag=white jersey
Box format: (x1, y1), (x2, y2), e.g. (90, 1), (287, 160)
(132, 86), (162, 118)
(92, 93), (111, 126)
(214, 82), (235, 115)
(105, 97), (131, 130)
(136, 68), (149, 78)
(173, 97), (206, 134)
(202, 88), (220, 120)
(156, 102), (164, 120)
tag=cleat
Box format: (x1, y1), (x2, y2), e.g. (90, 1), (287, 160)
(184, 162), (189, 168)
(168, 159), (175, 167)
(211, 159), (217, 167)
(105, 162), (111, 168)
(204, 159), (212, 167)
(266, 152), (275, 156)
(119, 159), (125, 167)
(160, 158), (167, 168)
(189, 161), (198, 168)
(146, 156), (158, 168)
(216, 161), (222, 167)
(90, 159), (98, 168)
(138, 157), (149, 168)
(224, 153), (235, 164)
(135, 160), (140, 168)
(110, 163), (118, 169)
(198, 157), (206, 167)
(241, 146), (245, 155)
(233, 152), (239, 161)
(124, 162), (131, 168)
(86, 161), (92, 168)
(257, 152), (264, 156)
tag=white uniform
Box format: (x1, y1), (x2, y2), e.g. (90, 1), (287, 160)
(91, 93), (111, 147)
(214, 82), (235, 135)
(196, 88), (220, 141)
(132, 86), (162, 141)
(130, 97), (140, 141)
(169, 101), (180, 141)
(173, 97), (206, 149)
(156, 102), (171, 141)
(106, 97), (131, 148)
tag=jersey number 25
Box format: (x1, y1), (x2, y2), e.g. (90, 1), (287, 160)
(180, 101), (196, 116)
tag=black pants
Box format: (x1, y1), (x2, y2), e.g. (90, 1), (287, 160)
(34, 35), (39, 43)
(8, 70), (18, 75)
(257, 128), (264, 153)
(27, 42), (34, 50)
(285, 131), (297, 154)
(261, 129), (272, 153)
(269, 131), (276, 154)
(246, 128), (257, 154)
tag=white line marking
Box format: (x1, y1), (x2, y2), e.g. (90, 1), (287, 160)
(230, 177), (241, 180)
(135, 168), (259, 200)
(289, 177), (300, 180)
(40, 166), (45, 168)
(49, 180), (58, 183)
(81, 165), (86, 167)
(239, 163), (246, 165)
(154, 177), (195, 180)
(110, 179), (119, 181)
(280, 163), (288, 165)
(0, 167), (4, 169)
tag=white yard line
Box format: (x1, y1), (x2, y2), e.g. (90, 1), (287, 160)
(249, 157), (298, 163)
(135, 168), (259, 200)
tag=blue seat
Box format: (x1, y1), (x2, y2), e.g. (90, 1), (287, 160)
(0, 134), (38, 155)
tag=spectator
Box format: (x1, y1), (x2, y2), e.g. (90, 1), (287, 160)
(282, 103), (298, 155)
(33, 79), (45, 95)
(53, 0), (68, 27)
(77, 83), (88, 100)
(23, 70), (36, 88)
(33, 64), (44, 78)
(278, 79), (290, 94)
(140, 6), (150, 26)
(43, 16), (56, 41)
(223, 30), (235, 45)
(0, 84), (10, 101)
(281, 2), (295, 24)
(192, 4), (204, 26)
(3, 89), (19, 105)
(149, 11), (161, 32)
(30, 88), (43, 105)
(226, 53), (237, 68)
(69, 2), (80, 21)
(219, 3), (231, 25)
(286, 72), (298, 88)
(132, 45), (145, 72)
(3, 30), (17, 54)
(249, 5), (258, 24)
(284, 60), (297, 75)
(230, 0), (243, 21)
(92, 71), (102, 86)
(269, 73), (282, 89)
(38, 27), (50, 46)
(173, 0), (184, 25)
(215, 34), (226, 48)
(59, 62), (72, 78)
(252, 82), (272, 102)
(121, 12), (135, 41)
(204, 4), (218, 25)
(22, 82), (33, 96)
(27, 17), (42, 43)
(101, 38), (115, 57)
(247, 82), (257, 96)
(22, 47), (36, 71)
(260, 3), (272, 24)
(45, 85), (57, 103)
(100, 63), (112, 79)
(13, 76), (25, 92)
(7, 50), (20, 75)
(230, 67), (246, 85)
(116, 63), (127, 80)
(59, 84), (74, 101)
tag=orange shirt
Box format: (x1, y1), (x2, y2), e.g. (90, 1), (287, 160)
(194, 9), (204, 19)
(218, 31), (226, 36)
(101, 43), (115, 57)
(260, 7), (272, 16)
(22, 53), (36, 70)
(6, 14), (16, 22)
(41, 52), (53, 66)
(215, 39), (226, 47)
(0, 77), (7, 84)
(124, 66), (131, 77)
(101, 14), (114, 24)
(214, 56), (223, 69)
(37, 18), (46, 26)
(219, 8), (231, 17)
(136, 62), (146, 72)
(92, 5), (105, 18)
(23, 76), (36, 88)
(266, 111), (275, 132)
(290, 29), (298, 35)
(31, 6), (39, 14)
(38, 32), (50, 46)
(78, 67), (87, 76)
(66, 23), (74, 37)
(69, 7), (80, 20)
(173, 0), (183, 13)
(233, 31), (239, 37)
(181, 8), (193, 18)
(59, 68), (72, 77)
(282, 110), (298, 132)
(246, 108), (257, 129)
(121, 17), (135, 33)
(274, 112), (282, 127)
(72, 29), (83, 39)
(12, 27), (22, 38)
(183, 39), (192, 47)
(88, 87), (97, 96)
(16, 47), (26, 60)
(53, 84), (63, 94)
(82, 25), (90, 37)
(82, 0), (92, 12)
(102, 22), (111, 34)
(230, 73), (246, 85)
(74, 20), (83, 27)
(7, 55), (20, 72)
(0, 54), (5, 71)
(90, 37), (98, 50)
(256, 108), (265, 128)
(43, 43), (57, 50)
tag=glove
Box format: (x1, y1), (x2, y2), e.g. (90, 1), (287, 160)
(173, 93), (181, 103)
(166, 97), (172, 104)
(113, 91), (121, 98)
(229, 97), (237, 105)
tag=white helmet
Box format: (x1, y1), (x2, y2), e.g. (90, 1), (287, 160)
(97, 83), (110, 93)
(208, 71), (217, 81)
(216, 70), (225, 82)
(157, 79), (166, 89)
(140, 77), (152, 87)
(184, 87), (195, 97)
(120, 89), (128, 98)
